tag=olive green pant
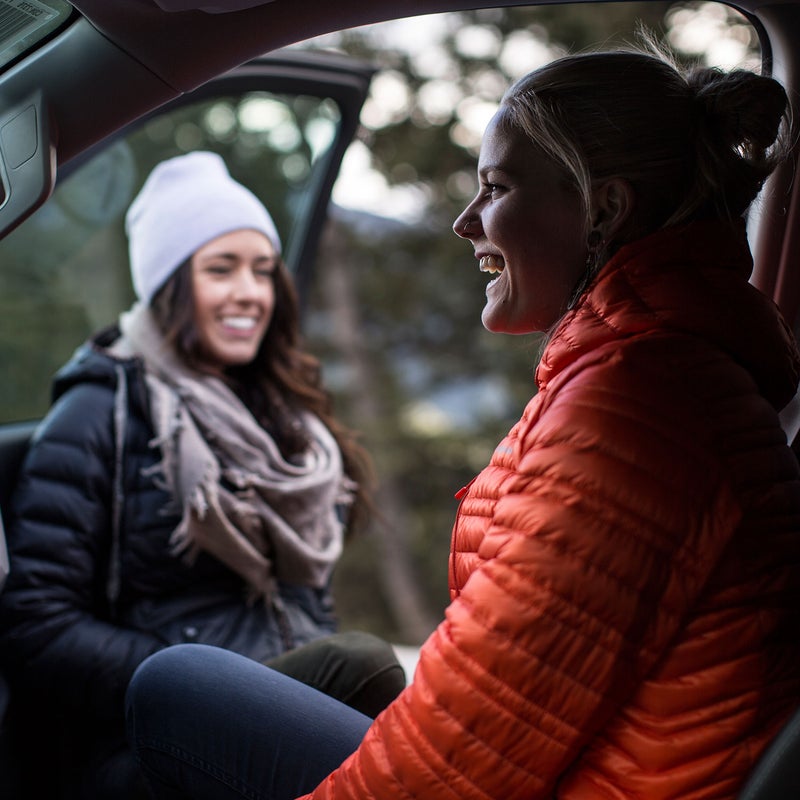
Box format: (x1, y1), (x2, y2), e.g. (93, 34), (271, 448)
(264, 630), (407, 718)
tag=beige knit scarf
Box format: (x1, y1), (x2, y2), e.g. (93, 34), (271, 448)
(113, 303), (352, 600)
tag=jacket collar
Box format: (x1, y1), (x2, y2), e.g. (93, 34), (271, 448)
(536, 220), (800, 410)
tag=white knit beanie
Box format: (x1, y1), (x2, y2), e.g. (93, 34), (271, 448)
(125, 151), (282, 304)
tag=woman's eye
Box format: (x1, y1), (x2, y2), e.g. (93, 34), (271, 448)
(254, 260), (277, 279)
(207, 265), (232, 275)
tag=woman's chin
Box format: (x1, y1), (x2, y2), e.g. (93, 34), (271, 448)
(480, 305), (505, 333)
(482, 306), (527, 334)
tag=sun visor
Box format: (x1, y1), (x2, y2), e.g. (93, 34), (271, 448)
(153, 0), (276, 11)
(0, 90), (55, 239)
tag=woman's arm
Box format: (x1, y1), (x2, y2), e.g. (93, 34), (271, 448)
(0, 382), (164, 722)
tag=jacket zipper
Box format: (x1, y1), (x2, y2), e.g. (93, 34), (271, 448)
(450, 477), (477, 596)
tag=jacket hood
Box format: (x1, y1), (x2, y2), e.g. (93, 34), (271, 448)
(537, 220), (800, 411)
(52, 325), (144, 405)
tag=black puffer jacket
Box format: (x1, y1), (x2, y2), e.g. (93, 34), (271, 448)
(0, 328), (337, 726)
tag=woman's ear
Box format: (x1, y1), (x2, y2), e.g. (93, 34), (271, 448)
(589, 178), (635, 242)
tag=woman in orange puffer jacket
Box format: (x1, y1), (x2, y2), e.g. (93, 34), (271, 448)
(125, 46), (800, 800)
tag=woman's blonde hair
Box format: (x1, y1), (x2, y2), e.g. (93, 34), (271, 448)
(498, 44), (791, 243)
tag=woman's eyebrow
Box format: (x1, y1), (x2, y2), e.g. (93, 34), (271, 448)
(197, 251), (277, 264)
(198, 250), (238, 262)
(478, 163), (514, 178)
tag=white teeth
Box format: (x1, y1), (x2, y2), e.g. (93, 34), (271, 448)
(479, 255), (505, 274)
(222, 317), (256, 330)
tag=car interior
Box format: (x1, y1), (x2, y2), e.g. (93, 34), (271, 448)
(0, 0), (799, 797)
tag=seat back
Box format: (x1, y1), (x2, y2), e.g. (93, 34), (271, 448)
(0, 422), (36, 800)
(738, 707), (800, 799)
(0, 421), (35, 521)
(739, 394), (800, 797)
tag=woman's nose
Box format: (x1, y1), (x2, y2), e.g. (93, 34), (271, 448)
(453, 210), (479, 239)
(231, 267), (260, 299)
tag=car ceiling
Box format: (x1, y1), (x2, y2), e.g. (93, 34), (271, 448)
(73, 0), (464, 93)
(70, 1), (800, 97)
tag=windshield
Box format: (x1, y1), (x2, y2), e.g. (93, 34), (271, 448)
(0, 0), (71, 70)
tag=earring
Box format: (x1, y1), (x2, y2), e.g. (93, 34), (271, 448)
(585, 229), (604, 269)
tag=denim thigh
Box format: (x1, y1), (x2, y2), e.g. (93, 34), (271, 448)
(126, 644), (372, 800)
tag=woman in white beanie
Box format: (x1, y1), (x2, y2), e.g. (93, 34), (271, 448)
(0, 152), (405, 800)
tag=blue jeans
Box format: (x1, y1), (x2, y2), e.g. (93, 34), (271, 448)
(126, 643), (374, 800)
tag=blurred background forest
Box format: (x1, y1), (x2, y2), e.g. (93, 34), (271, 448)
(0, 2), (761, 645)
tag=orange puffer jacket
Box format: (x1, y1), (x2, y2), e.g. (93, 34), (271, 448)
(301, 221), (800, 800)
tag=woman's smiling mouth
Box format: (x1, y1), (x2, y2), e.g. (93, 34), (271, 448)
(479, 255), (505, 274)
(221, 316), (259, 332)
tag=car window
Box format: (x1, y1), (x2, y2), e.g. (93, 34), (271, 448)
(0, 88), (343, 423)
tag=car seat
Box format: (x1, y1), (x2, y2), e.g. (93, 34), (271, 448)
(738, 706), (800, 799)
(738, 395), (800, 797)
(0, 423), (35, 799)
(0, 508), (22, 798)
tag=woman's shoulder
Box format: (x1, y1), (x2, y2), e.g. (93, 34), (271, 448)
(50, 326), (152, 415)
(33, 332), (150, 448)
(52, 325), (130, 399)
(529, 330), (771, 484)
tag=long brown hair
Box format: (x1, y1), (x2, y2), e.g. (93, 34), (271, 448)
(150, 256), (374, 536)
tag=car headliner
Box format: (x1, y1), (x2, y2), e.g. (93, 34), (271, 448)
(72, 0), (798, 93)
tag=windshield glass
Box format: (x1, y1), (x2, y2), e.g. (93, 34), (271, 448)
(0, 0), (71, 70)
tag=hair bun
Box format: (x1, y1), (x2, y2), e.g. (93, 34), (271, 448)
(689, 67), (787, 156)
(686, 66), (789, 217)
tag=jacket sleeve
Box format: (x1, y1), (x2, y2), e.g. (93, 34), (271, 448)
(298, 344), (744, 800)
(0, 382), (164, 722)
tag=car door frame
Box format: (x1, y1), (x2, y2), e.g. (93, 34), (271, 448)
(58, 48), (375, 302)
